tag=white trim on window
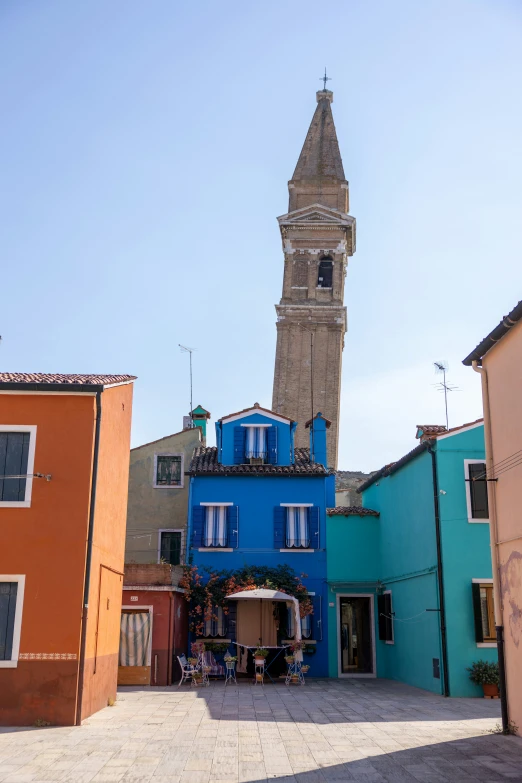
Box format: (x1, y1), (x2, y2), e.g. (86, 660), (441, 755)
(280, 503), (313, 507)
(200, 502), (233, 507)
(0, 575), (25, 668)
(0, 426), (37, 508)
(384, 590), (394, 645)
(472, 578), (493, 583)
(477, 642), (497, 648)
(240, 423), (272, 428)
(153, 452), (184, 489)
(280, 549), (315, 553)
(198, 548), (233, 552)
(464, 459), (489, 524)
(158, 529), (185, 566)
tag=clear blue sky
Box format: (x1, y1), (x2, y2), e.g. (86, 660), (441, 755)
(2, 0), (521, 471)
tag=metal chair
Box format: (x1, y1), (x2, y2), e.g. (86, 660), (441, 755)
(177, 654), (197, 686)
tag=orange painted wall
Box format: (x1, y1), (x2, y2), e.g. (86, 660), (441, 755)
(81, 383), (133, 719)
(0, 383), (134, 726)
(0, 393), (95, 725)
(483, 321), (522, 736)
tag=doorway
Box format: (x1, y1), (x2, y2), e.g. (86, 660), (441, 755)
(338, 595), (375, 676)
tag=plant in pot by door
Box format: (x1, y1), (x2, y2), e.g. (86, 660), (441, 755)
(254, 648), (269, 665)
(467, 660), (500, 698)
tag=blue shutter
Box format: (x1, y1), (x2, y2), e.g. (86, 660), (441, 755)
(226, 601), (237, 642)
(0, 582), (18, 661)
(227, 506), (239, 549)
(0, 433), (29, 502)
(267, 426), (278, 464)
(233, 427), (245, 464)
(192, 506), (206, 548)
(308, 506), (320, 549)
(311, 595), (322, 641)
(274, 506), (286, 549)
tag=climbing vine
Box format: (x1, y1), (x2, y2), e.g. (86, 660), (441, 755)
(179, 564), (313, 636)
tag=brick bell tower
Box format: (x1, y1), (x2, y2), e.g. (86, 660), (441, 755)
(271, 88), (356, 469)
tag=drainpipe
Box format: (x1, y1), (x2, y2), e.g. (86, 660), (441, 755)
(76, 390), (102, 726)
(472, 360), (509, 732)
(427, 444), (450, 697)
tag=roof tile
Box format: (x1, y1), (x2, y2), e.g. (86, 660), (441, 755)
(189, 446), (332, 475)
(327, 506), (379, 517)
(0, 373), (136, 386)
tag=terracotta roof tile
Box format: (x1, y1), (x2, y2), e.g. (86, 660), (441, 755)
(0, 373), (136, 387)
(188, 446), (332, 475)
(327, 506), (380, 517)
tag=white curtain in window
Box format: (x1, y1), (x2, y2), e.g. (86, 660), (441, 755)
(245, 427), (267, 459)
(287, 605), (295, 638)
(301, 613), (312, 639)
(286, 506), (309, 548)
(204, 506), (227, 547)
(119, 613), (151, 666)
(204, 606), (225, 637)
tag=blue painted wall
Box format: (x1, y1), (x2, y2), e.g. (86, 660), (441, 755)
(436, 424), (497, 697)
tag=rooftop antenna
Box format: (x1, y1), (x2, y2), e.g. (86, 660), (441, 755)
(433, 361), (459, 431)
(179, 344), (195, 428)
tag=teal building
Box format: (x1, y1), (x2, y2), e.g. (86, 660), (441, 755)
(326, 420), (497, 696)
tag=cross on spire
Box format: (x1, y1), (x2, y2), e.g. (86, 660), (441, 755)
(320, 67), (331, 91)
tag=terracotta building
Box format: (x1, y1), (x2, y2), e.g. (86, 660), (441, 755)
(272, 88), (356, 469)
(464, 300), (522, 736)
(0, 373), (135, 726)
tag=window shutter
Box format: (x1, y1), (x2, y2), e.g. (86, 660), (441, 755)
(274, 506), (286, 549)
(308, 506), (320, 549)
(192, 506), (206, 548)
(227, 506), (239, 549)
(233, 427), (245, 464)
(469, 463), (489, 519)
(0, 583), (18, 661)
(0, 432), (29, 502)
(226, 601), (237, 642)
(311, 595), (322, 641)
(377, 594), (387, 641)
(472, 582), (484, 643)
(267, 426), (278, 464)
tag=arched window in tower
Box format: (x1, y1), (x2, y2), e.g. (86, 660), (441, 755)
(317, 257), (333, 288)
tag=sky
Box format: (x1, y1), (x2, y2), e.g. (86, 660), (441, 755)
(1, 0), (522, 472)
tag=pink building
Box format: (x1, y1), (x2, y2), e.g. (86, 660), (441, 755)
(464, 300), (522, 737)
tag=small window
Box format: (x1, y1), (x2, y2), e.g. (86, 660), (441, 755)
(377, 592), (394, 643)
(0, 432), (30, 502)
(285, 606), (312, 640)
(203, 606), (226, 638)
(204, 506), (228, 548)
(155, 455), (182, 487)
(286, 506), (310, 548)
(317, 258), (333, 288)
(466, 461), (489, 521)
(472, 583), (496, 642)
(245, 426), (267, 462)
(0, 583), (18, 662)
(159, 531), (182, 566)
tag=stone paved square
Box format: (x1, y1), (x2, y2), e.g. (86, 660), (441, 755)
(1, 680), (521, 783)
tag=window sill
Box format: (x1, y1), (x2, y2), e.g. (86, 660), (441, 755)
(0, 660), (18, 668)
(198, 548), (234, 552)
(385, 640), (395, 645)
(282, 639), (316, 645)
(200, 638), (232, 643)
(280, 548), (315, 553)
(154, 485), (184, 490)
(477, 642), (497, 648)
(468, 519), (490, 524)
(0, 501), (30, 508)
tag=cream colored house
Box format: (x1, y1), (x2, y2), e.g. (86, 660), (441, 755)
(464, 300), (522, 736)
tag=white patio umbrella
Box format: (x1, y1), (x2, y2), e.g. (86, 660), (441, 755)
(226, 588), (302, 659)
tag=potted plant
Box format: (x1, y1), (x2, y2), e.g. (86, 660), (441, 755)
(467, 660), (500, 698)
(224, 655), (237, 663)
(187, 657), (198, 666)
(301, 665), (310, 674)
(284, 655), (294, 664)
(254, 648), (269, 665)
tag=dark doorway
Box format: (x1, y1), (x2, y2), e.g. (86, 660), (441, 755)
(339, 596), (374, 674)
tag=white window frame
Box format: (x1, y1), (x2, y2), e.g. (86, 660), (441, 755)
(0, 575), (26, 668)
(153, 452), (184, 489)
(0, 425), (37, 508)
(280, 503), (315, 552)
(471, 578), (497, 647)
(198, 502), (233, 552)
(384, 590), (394, 645)
(158, 528), (185, 566)
(464, 459), (489, 524)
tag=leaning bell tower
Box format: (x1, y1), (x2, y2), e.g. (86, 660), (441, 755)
(271, 87), (356, 469)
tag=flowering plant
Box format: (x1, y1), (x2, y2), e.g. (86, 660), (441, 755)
(187, 657), (198, 665)
(191, 641), (205, 656)
(224, 655), (237, 662)
(254, 648), (269, 658)
(289, 640), (306, 652)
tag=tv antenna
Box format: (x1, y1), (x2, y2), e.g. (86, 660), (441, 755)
(433, 361), (459, 430)
(179, 344), (195, 427)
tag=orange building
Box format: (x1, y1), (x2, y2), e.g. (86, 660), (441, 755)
(464, 300), (522, 737)
(0, 373), (135, 726)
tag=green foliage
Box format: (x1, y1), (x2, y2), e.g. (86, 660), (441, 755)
(467, 659), (499, 685)
(254, 648), (269, 658)
(204, 642), (228, 653)
(489, 720), (519, 736)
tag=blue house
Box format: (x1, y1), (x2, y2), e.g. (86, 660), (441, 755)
(326, 419), (497, 696)
(186, 404), (335, 677)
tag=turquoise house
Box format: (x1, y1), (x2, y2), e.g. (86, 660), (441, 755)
(326, 419), (497, 696)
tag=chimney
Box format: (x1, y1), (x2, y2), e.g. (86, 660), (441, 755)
(306, 412), (331, 468)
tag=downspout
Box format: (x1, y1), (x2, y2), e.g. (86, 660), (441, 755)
(427, 444), (450, 697)
(472, 360), (509, 731)
(76, 390), (102, 726)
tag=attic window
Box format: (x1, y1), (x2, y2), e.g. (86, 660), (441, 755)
(317, 258), (333, 288)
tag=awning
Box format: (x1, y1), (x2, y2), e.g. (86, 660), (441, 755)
(226, 588), (302, 652)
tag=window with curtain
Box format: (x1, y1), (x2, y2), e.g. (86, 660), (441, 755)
(473, 583), (496, 642)
(286, 506), (310, 548)
(203, 606), (226, 637)
(244, 427), (268, 460)
(204, 505), (228, 547)
(286, 605), (312, 639)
